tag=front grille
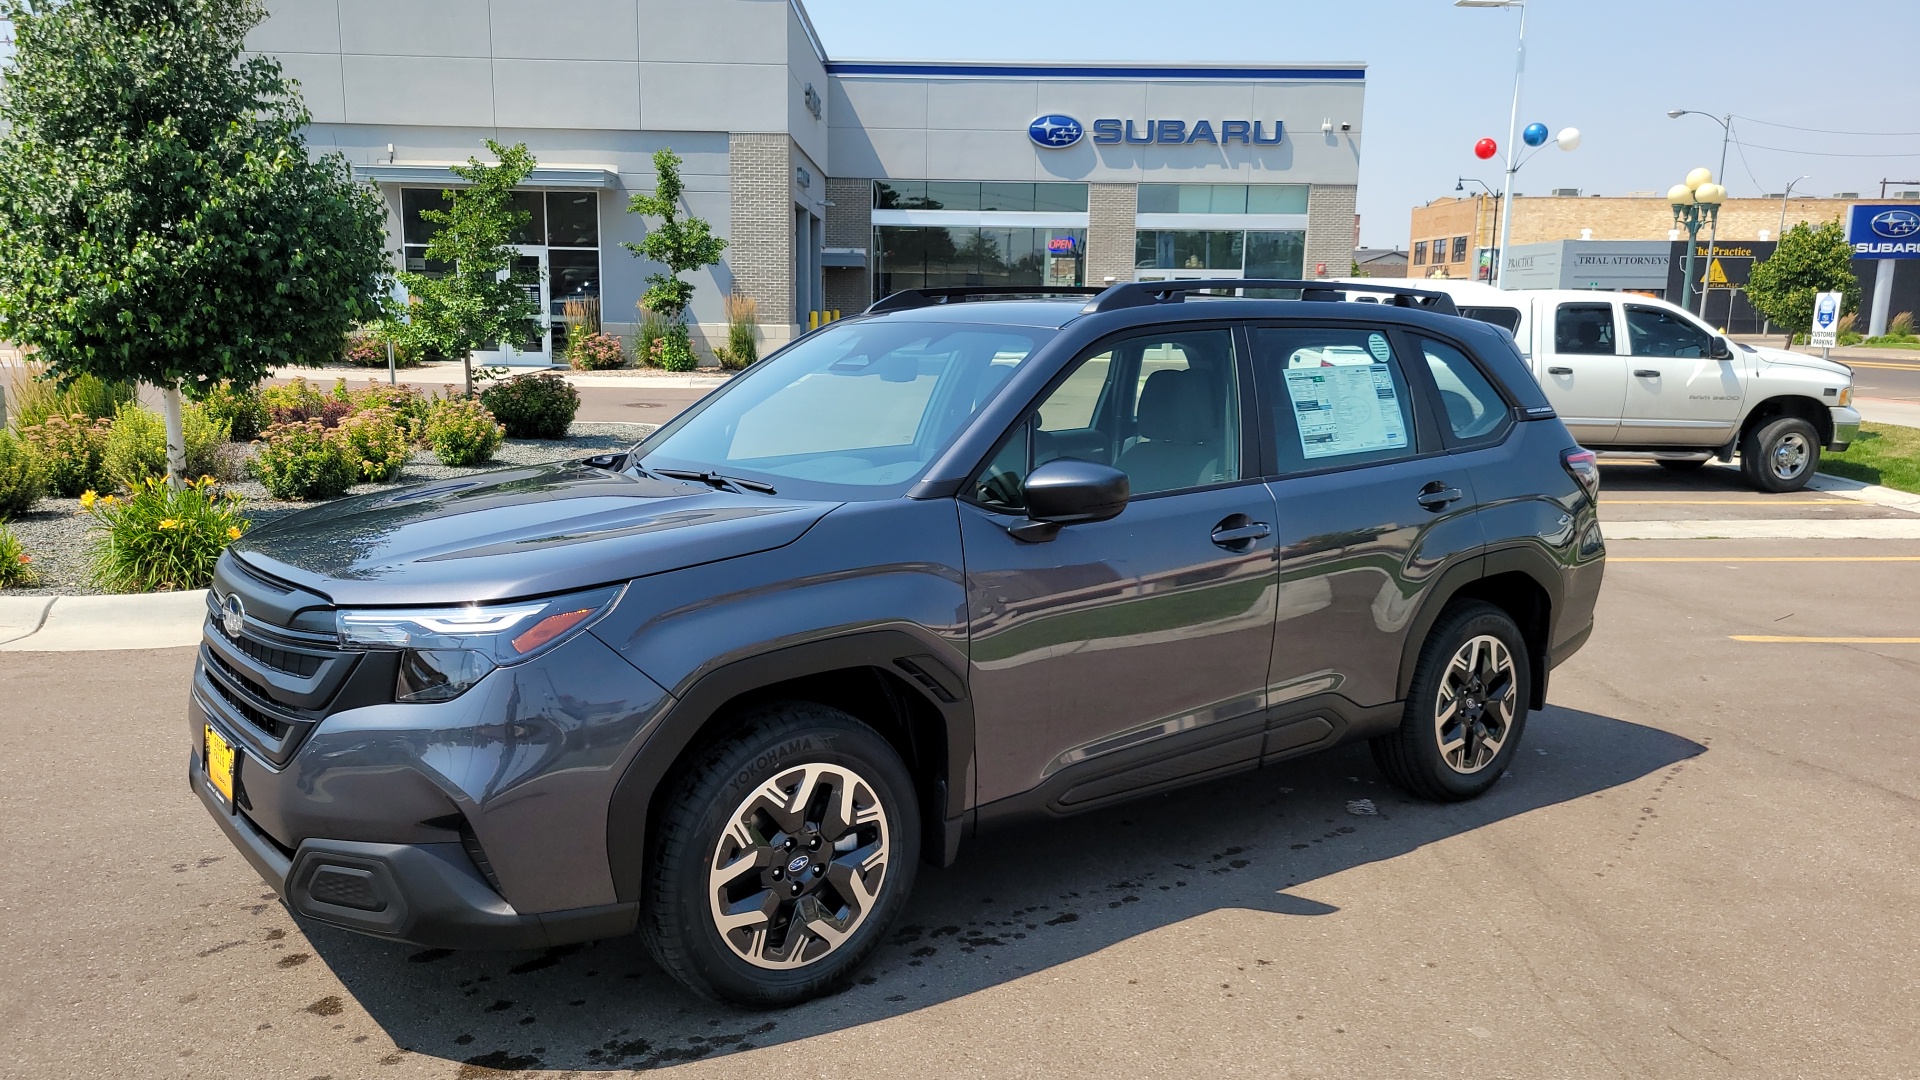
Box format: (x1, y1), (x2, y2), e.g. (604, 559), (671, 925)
(226, 632), (324, 678)
(203, 664), (294, 740)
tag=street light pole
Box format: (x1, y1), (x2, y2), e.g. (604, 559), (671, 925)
(1669, 109), (1733, 320)
(1457, 1), (1528, 290)
(1458, 177), (1497, 280)
(1669, 169), (1724, 314)
(1776, 174), (1811, 242)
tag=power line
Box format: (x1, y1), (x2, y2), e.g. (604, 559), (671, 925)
(1732, 114), (1920, 138)
(1732, 141), (1920, 159)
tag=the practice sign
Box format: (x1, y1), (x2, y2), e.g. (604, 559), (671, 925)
(1847, 204), (1920, 259)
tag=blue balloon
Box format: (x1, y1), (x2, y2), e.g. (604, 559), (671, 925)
(1523, 122), (1550, 147)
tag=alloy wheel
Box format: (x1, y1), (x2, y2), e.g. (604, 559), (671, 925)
(1433, 634), (1517, 774)
(1770, 432), (1811, 481)
(707, 762), (891, 970)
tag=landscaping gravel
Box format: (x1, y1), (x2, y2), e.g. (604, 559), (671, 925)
(2, 422), (653, 596)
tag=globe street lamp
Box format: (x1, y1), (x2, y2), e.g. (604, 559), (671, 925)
(1669, 109), (1734, 318)
(1669, 168), (1725, 314)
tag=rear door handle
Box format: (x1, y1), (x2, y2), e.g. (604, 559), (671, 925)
(1416, 486), (1464, 511)
(1547, 365), (1573, 375)
(1633, 369), (1661, 378)
(1211, 521), (1272, 547)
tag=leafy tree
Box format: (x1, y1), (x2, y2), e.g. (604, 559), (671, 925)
(624, 149), (726, 372)
(1747, 220), (1861, 347)
(394, 140), (542, 398)
(0, 0), (390, 485)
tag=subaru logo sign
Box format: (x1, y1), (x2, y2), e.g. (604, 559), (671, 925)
(1028, 114), (1084, 148)
(787, 855), (811, 875)
(1815, 293), (1838, 327)
(1870, 209), (1920, 239)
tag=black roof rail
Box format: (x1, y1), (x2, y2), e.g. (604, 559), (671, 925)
(866, 285), (1106, 313)
(1083, 279), (1461, 317)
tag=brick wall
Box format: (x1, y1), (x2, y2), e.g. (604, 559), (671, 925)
(1085, 184), (1137, 286)
(1305, 184), (1358, 278)
(823, 175), (872, 314)
(1410, 194), (1849, 258)
(728, 133), (794, 327)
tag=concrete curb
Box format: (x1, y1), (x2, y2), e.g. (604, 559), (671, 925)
(271, 364), (733, 391)
(0, 591), (207, 652)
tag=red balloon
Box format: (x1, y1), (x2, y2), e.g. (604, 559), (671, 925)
(1474, 137), (1498, 160)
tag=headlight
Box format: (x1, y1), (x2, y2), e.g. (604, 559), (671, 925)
(1837, 386), (1853, 407)
(336, 585), (626, 702)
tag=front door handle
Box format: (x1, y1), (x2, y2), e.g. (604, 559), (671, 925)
(1547, 365), (1573, 375)
(1211, 521), (1272, 547)
(1633, 369), (1661, 378)
(1416, 485), (1464, 512)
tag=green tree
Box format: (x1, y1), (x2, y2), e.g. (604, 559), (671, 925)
(624, 149), (726, 372)
(0, 0), (390, 485)
(1746, 220), (1862, 347)
(394, 140), (542, 397)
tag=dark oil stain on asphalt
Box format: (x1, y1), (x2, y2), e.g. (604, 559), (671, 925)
(507, 943), (584, 975)
(407, 948), (453, 964)
(277, 953), (312, 969)
(304, 996), (344, 1017)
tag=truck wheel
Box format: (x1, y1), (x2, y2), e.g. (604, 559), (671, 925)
(1741, 416), (1820, 493)
(1372, 601), (1531, 802)
(642, 704), (920, 1007)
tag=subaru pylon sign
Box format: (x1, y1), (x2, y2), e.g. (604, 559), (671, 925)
(1847, 204), (1920, 259)
(1028, 115), (1085, 148)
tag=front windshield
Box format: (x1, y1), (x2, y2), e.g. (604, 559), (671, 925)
(638, 319), (1050, 496)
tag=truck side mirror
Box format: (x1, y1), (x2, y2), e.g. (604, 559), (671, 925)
(1710, 336), (1732, 360)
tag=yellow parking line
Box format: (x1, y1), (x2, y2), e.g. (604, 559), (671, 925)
(1602, 498), (1855, 505)
(1732, 636), (1920, 644)
(1613, 556), (1920, 563)
(1841, 360), (1920, 370)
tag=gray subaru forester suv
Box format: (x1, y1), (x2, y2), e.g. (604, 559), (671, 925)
(190, 280), (1605, 1006)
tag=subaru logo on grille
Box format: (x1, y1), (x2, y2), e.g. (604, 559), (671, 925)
(1028, 114), (1084, 148)
(1870, 209), (1920, 239)
(221, 594), (245, 639)
(787, 855), (811, 875)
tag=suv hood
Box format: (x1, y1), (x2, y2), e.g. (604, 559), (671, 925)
(232, 462), (838, 607)
(1748, 343), (1853, 381)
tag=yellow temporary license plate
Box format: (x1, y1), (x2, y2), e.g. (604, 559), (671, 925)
(205, 724), (236, 806)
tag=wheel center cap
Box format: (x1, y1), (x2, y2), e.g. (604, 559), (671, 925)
(787, 855), (811, 876)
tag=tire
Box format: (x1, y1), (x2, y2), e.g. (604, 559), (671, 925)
(641, 703), (920, 1007)
(1372, 601), (1531, 802)
(1741, 415), (1820, 493)
(1657, 458), (1708, 472)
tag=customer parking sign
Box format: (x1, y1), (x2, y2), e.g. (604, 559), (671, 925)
(1809, 291), (1843, 349)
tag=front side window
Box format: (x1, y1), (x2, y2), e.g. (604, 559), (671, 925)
(1624, 304), (1712, 358)
(644, 321), (1046, 496)
(1554, 303), (1617, 355)
(972, 329), (1242, 507)
(1253, 327), (1420, 475)
(1416, 336), (1509, 441)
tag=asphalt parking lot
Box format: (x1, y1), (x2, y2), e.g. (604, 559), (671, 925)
(3, 463), (1918, 1079)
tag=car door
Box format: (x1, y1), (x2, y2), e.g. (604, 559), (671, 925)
(1620, 301), (1743, 446)
(961, 325), (1279, 808)
(1539, 300), (1627, 446)
(1251, 323), (1485, 734)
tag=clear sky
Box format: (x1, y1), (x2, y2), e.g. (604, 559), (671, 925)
(804, 0), (1920, 248)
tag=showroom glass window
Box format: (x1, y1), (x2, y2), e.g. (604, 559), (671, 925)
(870, 182), (1088, 298)
(400, 188), (600, 355)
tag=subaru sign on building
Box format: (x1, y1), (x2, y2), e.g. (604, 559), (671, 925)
(246, 0), (1364, 361)
(1848, 205), (1920, 258)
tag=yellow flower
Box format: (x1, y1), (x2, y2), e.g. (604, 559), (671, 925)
(79, 490), (97, 509)
(158, 518), (180, 530)
(99, 495), (118, 506)
(226, 526), (242, 541)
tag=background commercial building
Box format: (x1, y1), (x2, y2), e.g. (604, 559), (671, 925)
(248, 0), (1366, 364)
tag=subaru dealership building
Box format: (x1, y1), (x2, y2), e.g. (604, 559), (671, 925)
(249, 0), (1366, 359)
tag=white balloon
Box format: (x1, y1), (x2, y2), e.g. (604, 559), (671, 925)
(1686, 167), (1713, 190)
(1556, 127), (1581, 151)
(1668, 184), (1696, 205)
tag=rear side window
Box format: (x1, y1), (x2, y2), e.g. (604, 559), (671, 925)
(1253, 327), (1419, 475)
(1415, 336), (1509, 441)
(1554, 303), (1616, 355)
(1460, 305), (1522, 334)
(1624, 304), (1712, 358)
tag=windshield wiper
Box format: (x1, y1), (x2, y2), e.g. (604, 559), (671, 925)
(652, 468), (778, 495)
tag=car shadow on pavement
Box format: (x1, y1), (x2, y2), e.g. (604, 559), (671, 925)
(304, 705), (1701, 1073)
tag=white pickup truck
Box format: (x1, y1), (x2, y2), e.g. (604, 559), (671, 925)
(1341, 280), (1860, 492)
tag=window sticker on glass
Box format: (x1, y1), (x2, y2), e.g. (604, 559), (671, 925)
(1284, 365), (1409, 459)
(1367, 332), (1392, 363)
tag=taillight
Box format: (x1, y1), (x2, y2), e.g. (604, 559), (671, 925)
(1562, 447), (1600, 499)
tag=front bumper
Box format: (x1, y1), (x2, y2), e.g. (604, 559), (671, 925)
(1830, 405), (1861, 451)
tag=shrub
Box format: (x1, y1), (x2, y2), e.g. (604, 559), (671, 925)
(193, 381), (269, 442)
(84, 477), (249, 592)
(20, 413), (112, 497)
(423, 397), (504, 466)
(1891, 311), (1915, 337)
(0, 430), (48, 517)
(0, 522), (37, 588)
(567, 327), (627, 370)
(343, 380), (430, 432)
(3, 357), (136, 429)
(658, 322), (697, 373)
(635, 305), (670, 368)
(714, 292), (759, 371)
(342, 323), (421, 368)
(480, 371), (579, 439)
(332, 408), (412, 482)
(102, 403), (235, 490)
(252, 420), (357, 501)
(260, 377), (350, 428)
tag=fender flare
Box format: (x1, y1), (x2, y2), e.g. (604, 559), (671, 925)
(603, 629), (973, 904)
(1395, 544), (1565, 710)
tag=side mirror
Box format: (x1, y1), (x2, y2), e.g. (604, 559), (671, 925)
(1008, 459), (1129, 542)
(1710, 336), (1732, 360)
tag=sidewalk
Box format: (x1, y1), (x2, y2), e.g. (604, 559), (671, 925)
(272, 362), (733, 391)
(1855, 397), (1920, 428)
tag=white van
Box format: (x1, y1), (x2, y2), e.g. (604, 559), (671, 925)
(1339, 280), (1860, 492)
